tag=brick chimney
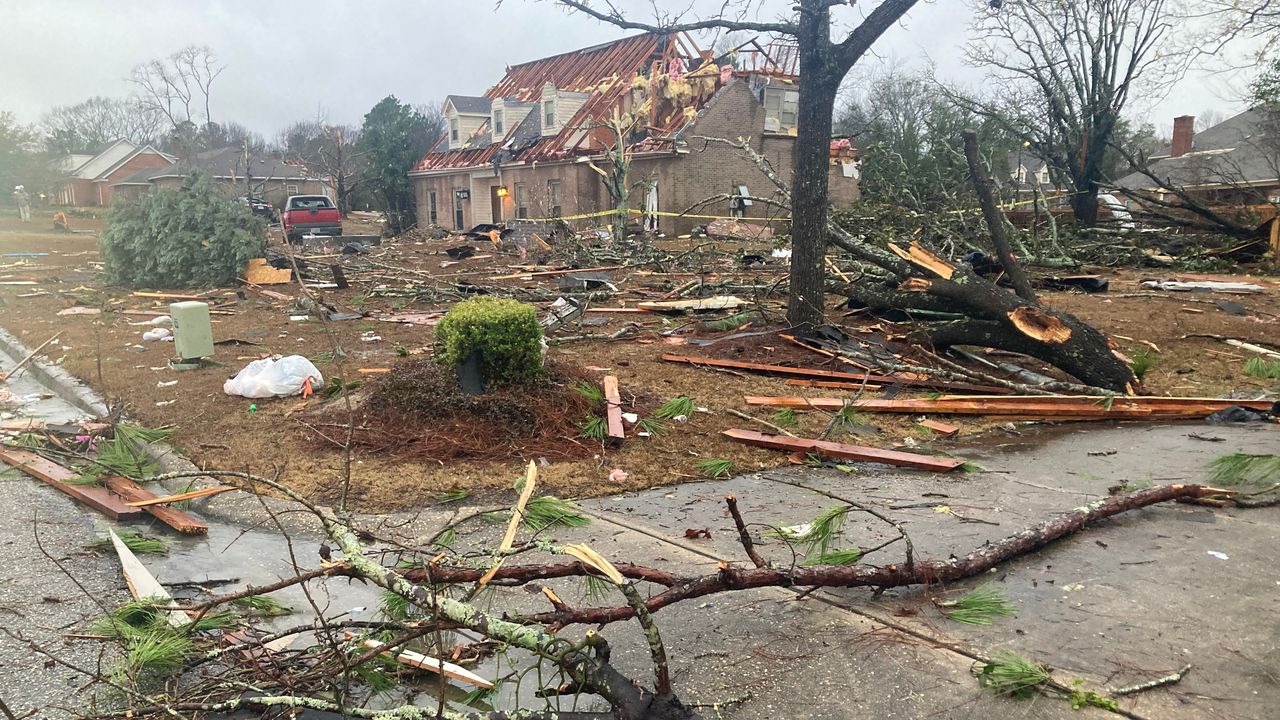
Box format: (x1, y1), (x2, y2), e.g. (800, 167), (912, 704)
(1171, 115), (1195, 158)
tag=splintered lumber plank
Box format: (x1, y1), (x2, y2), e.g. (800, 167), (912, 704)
(124, 485), (235, 507)
(0, 448), (142, 519)
(487, 264), (623, 280)
(918, 420), (960, 438)
(722, 429), (965, 472)
(108, 529), (188, 628)
(347, 634), (493, 688)
(102, 477), (208, 534)
(662, 354), (1007, 394)
(743, 395), (1271, 419)
(244, 258), (293, 285)
(785, 379), (884, 391)
(602, 375), (625, 441)
(131, 291), (209, 300)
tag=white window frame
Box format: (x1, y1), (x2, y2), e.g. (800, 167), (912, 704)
(450, 117), (460, 143)
(544, 99), (556, 128)
(547, 179), (562, 217)
(515, 183), (528, 219)
(493, 109), (504, 135)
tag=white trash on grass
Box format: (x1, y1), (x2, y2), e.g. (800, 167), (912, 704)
(223, 355), (325, 399)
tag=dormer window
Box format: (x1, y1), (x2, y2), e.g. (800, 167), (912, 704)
(544, 100), (556, 128)
(450, 117), (459, 143)
(494, 110), (504, 135)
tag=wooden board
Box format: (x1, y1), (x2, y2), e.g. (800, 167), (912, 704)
(0, 448), (142, 519)
(918, 419), (960, 438)
(722, 429), (965, 472)
(108, 529), (188, 628)
(785, 379), (884, 391)
(602, 375), (625, 442)
(662, 354), (1007, 394)
(244, 258), (293, 285)
(103, 477), (209, 534)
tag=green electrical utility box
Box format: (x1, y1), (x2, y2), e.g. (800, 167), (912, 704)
(169, 301), (215, 364)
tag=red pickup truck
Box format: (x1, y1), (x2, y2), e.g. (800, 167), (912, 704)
(282, 195), (342, 243)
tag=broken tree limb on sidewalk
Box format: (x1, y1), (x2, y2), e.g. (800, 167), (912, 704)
(722, 428), (966, 472)
(744, 394), (1277, 420)
(662, 354), (1009, 394)
(0, 331), (61, 383)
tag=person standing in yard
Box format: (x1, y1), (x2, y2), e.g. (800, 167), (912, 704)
(13, 186), (31, 222)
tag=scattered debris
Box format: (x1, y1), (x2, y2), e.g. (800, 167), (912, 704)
(721, 428), (966, 472)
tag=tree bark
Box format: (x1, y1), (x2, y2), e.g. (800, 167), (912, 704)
(962, 129), (1037, 303)
(788, 2), (840, 328)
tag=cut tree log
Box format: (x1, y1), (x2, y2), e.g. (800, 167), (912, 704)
(603, 375), (625, 442)
(0, 448), (142, 519)
(662, 354), (1007, 394)
(722, 428), (965, 472)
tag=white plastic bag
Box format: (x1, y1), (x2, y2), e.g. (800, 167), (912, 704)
(142, 327), (173, 342)
(223, 355), (325, 399)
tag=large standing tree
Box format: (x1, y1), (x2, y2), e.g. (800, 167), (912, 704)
(40, 96), (163, 154)
(129, 45), (225, 130)
(358, 96), (445, 234)
(953, 0), (1183, 226)
(280, 118), (365, 215)
(520, 0), (925, 327)
(0, 112), (57, 196)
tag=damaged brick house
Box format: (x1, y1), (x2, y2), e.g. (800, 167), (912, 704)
(409, 33), (860, 236)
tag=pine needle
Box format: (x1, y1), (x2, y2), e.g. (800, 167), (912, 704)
(793, 505), (850, 556)
(571, 380), (605, 408)
(654, 395), (695, 420)
(801, 548), (863, 566)
(1128, 347), (1158, 380)
(977, 652), (1051, 698)
(834, 404), (869, 429)
(90, 531), (167, 555)
(1208, 453), (1280, 485)
(123, 630), (192, 675)
(578, 415), (606, 440)
(435, 488), (469, 504)
(1243, 357), (1280, 379)
(771, 408), (800, 428)
(582, 575), (614, 602)
(381, 590), (412, 621)
(637, 417), (667, 436)
(939, 583), (1017, 625)
(522, 496), (591, 531)
(232, 595), (293, 617)
(695, 458), (733, 479)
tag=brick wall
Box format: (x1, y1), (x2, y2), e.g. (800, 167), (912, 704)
(98, 152), (174, 206)
(411, 78), (861, 236)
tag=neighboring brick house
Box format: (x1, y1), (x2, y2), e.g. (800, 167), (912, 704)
(55, 140), (175, 207)
(410, 33), (859, 236)
(1115, 110), (1280, 206)
(115, 147), (328, 207)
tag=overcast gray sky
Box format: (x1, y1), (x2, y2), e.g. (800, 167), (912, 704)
(0, 0), (1257, 140)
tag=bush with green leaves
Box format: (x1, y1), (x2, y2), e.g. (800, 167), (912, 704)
(435, 297), (544, 385)
(98, 172), (265, 288)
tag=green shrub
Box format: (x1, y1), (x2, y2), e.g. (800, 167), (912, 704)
(436, 297), (544, 385)
(98, 172), (265, 288)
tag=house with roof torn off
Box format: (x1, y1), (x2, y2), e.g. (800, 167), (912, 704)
(410, 33), (860, 235)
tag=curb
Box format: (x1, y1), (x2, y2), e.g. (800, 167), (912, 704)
(0, 325), (109, 417)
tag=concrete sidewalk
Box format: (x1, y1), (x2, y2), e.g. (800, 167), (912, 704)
(1, 324), (1276, 718)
